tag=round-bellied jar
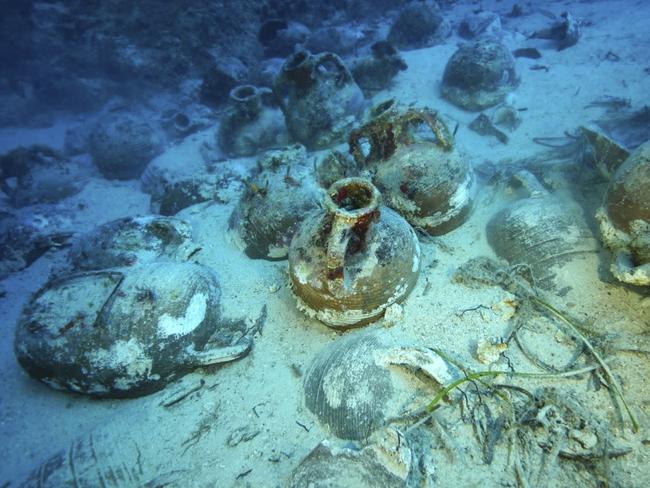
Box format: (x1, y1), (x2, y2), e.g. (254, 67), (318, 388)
(441, 39), (518, 111)
(348, 103), (474, 235)
(486, 172), (600, 290)
(88, 109), (164, 180)
(228, 145), (321, 260)
(14, 262), (252, 398)
(273, 50), (365, 150)
(596, 139), (650, 285)
(288, 178), (420, 328)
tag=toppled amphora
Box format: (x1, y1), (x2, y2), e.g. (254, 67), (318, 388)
(486, 171), (599, 290)
(289, 178), (420, 328)
(596, 139), (650, 286)
(15, 262), (252, 398)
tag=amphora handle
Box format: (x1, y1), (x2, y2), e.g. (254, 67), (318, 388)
(312, 52), (354, 86)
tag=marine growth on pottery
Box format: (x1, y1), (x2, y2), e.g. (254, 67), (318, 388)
(596, 139), (650, 286)
(273, 49), (365, 150)
(68, 215), (200, 271)
(441, 39), (519, 111)
(288, 177), (420, 327)
(14, 262), (252, 398)
(228, 145), (321, 260)
(349, 102), (475, 235)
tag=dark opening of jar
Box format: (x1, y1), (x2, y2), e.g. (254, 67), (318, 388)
(173, 113), (190, 129)
(331, 181), (374, 211)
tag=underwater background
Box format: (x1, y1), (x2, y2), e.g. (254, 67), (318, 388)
(1, 0), (650, 486)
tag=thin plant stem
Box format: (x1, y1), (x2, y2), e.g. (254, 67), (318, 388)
(425, 358), (614, 413)
(529, 296), (639, 433)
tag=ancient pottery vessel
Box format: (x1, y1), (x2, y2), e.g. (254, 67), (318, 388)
(577, 126), (630, 179)
(349, 41), (407, 96)
(288, 427), (434, 488)
(441, 39), (518, 111)
(288, 178), (420, 327)
(303, 331), (452, 440)
(596, 139), (650, 286)
(68, 215), (199, 271)
(0, 211), (70, 280)
(14, 262), (252, 398)
(218, 84), (288, 157)
(229, 145), (320, 260)
(273, 49), (365, 150)
(387, 0), (450, 50)
(349, 102), (474, 235)
(487, 172), (599, 289)
(88, 109), (164, 180)
(0, 145), (89, 207)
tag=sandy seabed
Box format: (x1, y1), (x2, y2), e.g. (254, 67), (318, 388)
(1, 1), (650, 486)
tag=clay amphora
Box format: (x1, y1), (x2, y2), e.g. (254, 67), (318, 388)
(218, 84), (288, 157)
(288, 178), (420, 328)
(273, 50), (365, 150)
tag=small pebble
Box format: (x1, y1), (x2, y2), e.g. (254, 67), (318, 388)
(476, 338), (508, 365)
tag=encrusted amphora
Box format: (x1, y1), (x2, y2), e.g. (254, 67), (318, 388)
(596, 139), (650, 286)
(218, 84), (288, 157)
(273, 50), (365, 150)
(348, 101), (475, 235)
(289, 178), (420, 328)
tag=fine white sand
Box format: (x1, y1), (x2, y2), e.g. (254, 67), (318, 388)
(1, 1), (649, 486)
